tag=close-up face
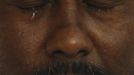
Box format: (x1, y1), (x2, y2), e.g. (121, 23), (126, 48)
(0, 0), (134, 75)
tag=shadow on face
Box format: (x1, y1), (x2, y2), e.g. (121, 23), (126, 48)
(0, 0), (134, 75)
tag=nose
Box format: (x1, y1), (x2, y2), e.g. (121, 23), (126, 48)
(45, 26), (92, 58)
(44, 0), (92, 58)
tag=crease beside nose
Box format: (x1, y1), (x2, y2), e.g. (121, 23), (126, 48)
(45, 27), (92, 58)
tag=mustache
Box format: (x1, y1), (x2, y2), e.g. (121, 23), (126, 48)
(33, 61), (111, 75)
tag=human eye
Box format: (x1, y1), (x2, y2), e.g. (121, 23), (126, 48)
(82, 0), (122, 13)
(12, 0), (53, 12)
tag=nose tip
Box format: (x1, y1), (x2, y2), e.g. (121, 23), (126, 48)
(45, 27), (92, 58)
(46, 38), (91, 58)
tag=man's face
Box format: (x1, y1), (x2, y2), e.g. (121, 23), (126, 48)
(0, 0), (134, 75)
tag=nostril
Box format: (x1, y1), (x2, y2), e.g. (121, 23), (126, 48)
(52, 50), (66, 57)
(78, 49), (90, 57)
(50, 49), (90, 57)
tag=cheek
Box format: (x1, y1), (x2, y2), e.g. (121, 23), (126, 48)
(82, 17), (129, 61)
(0, 18), (49, 67)
(89, 25), (133, 75)
(83, 19), (130, 68)
(94, 35), (124, 65)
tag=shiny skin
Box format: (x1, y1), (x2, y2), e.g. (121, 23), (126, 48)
(0, 0), (134, 75)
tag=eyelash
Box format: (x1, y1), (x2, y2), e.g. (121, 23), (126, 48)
(83, 2), (115, 13)
(18, 1), (115, 14)
(18, 4), (45, 12)
(16, 0), (53, 12)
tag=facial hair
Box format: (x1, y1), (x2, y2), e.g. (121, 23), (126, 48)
(32, 61), (111, 75)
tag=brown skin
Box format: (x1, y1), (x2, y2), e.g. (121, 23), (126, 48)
(0, 0), (134, 75)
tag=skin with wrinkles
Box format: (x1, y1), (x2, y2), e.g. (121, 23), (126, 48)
(0, 0), (134, 75)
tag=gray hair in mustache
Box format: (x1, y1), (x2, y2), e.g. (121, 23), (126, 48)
(33, 61), (111, 75)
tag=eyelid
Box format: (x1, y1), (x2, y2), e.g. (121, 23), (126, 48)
(10, 0), (51, 9)
(84, 0), (123, 9)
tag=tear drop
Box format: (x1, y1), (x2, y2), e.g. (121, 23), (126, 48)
(31, 8), (38, 19)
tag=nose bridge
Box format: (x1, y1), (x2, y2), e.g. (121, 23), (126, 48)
(59, 0), (78, 24)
